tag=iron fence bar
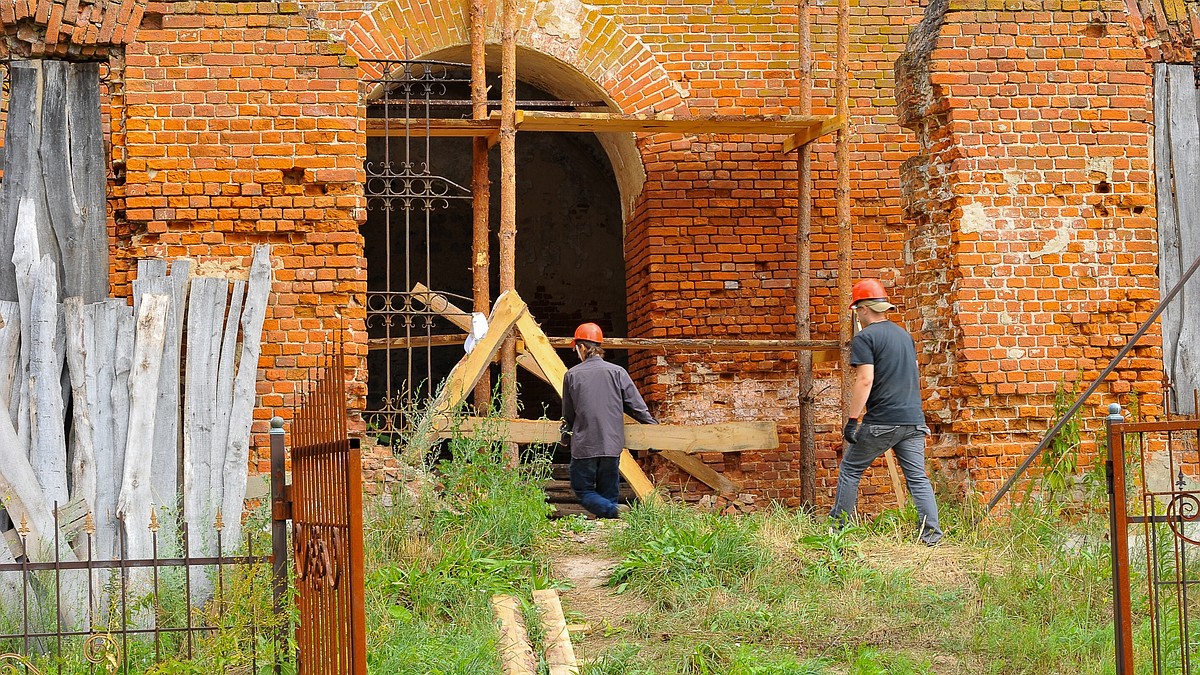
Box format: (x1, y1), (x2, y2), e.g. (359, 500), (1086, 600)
(1107, 402), (1134, 675)
(270, 415), (289, 675)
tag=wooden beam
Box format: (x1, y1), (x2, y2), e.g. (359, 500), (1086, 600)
(532, 589), (579, 675)
(421, 291), (528, 439)
(438, 418), (778, 454)
(492, 594), (538, 675)
(366, 112), (841, 141)
(514, 313), (568, 397)
(507, 111), (839, 135)
(783, 115), (845, 152)
(657, 449), (740, 495)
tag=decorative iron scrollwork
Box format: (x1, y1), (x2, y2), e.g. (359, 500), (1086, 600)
(0, 653), (43, 675)
(295, 523), (342, 590)
(84, 634), (122, 674)
(1166, 491), (1200, 546)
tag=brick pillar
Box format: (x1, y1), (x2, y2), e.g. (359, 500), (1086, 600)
(897, 0), (1160, 502)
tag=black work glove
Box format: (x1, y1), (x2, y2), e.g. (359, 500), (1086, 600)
(842, 419), (859, 445)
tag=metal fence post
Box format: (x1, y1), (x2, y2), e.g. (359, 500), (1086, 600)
(269, 415), (289, 674)
(1107, 402), (1133, 675)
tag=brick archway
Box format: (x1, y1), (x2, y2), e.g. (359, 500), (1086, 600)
(344, 0), (690, 215)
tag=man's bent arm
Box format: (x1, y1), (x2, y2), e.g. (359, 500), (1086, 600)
(847, 363), (874, 420)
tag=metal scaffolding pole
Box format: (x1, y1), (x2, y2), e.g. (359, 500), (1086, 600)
(499, 0), (518, 464)
(470, 0), (491, 412)
(797, 0), (816, 506)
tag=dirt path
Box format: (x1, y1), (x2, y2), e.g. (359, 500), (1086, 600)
(548, 520), (651, 663)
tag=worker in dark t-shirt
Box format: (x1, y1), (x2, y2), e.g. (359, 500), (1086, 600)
(561, 322), (657, 518)
(829, 279), (943, 546)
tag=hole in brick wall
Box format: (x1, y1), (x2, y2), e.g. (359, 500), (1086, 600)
(141, 12), (163, 30)
(282, 167), (305, 185)
(1084, 22), (1107, 38)
(113, 209), (125, 222)
(1096, 180), (1111, 193)
(304, 183), (328, 196)
(111, 161), (126, 186)
(1133, 205), (1145, 215)
(1096, 205), (1109, 216)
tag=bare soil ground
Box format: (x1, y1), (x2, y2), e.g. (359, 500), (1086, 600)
(547, 520), (651, 663)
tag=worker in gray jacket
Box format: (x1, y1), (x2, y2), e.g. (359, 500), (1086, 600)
(561, 322), (657, 518)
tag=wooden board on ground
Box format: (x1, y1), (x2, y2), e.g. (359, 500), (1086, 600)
(491, 594), (537, 675)
(532, 589), (579, 675)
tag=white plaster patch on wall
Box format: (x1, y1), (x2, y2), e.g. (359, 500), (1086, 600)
(1007, 347), (1024, 360)
(534, 0), (584, 40)
(1029, 223), (1071, 258)
(1085, 156), (1114, 181)
(1002, 169), (1022, 189)
(999, 310), (1013, 326)
(960, 202), (989, 234)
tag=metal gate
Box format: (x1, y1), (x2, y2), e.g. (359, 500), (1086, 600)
(279, 339), (366, 675)
(1109, 394), (1200, 674)
(361, 58), (475, 442)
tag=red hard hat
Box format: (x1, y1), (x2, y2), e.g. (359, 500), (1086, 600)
(573, 322), (603, 347)
(851, 279), (888, 307)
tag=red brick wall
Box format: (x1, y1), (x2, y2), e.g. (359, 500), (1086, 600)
(897, 0), (1161, 502)
(117, 0), (368, 470)
(2, 0), (1167, 510)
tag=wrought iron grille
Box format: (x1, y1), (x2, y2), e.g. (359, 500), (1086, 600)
(361, 59), (475, 443)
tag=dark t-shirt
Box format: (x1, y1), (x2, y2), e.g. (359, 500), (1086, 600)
(850, 320), (925, 426)
(562, 356), (657, 459)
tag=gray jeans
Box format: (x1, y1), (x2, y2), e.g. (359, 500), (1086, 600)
(829, 424), (942, 545)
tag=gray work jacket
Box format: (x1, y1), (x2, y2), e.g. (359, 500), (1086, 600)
(561, 356), (657, 459)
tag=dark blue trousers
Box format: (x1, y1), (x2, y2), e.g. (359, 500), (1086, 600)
(569, 456), (622, 518)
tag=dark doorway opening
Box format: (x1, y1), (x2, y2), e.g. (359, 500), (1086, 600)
(362, 70), (627, 439)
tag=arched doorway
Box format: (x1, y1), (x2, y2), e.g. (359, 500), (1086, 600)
(361, 59), (627, 443)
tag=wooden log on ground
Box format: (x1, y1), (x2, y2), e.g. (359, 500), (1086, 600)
(219, 245), (271, 554)
(532, 589), (579, 675)
(491, 594), (537, 675)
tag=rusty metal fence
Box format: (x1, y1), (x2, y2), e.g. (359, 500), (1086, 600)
(1109, 395), (1200, 675)
(278, 337), (367, 675)
(0, 506), (283, 674)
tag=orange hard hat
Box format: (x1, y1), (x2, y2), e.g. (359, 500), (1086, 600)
(573, 322), (603, 347)
(851, 279), (888, 307)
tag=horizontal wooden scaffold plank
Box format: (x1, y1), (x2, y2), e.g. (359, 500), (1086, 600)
(366, 112), (843, 144)
(437, 417), (779, 454)
(368, 334), (840, 353)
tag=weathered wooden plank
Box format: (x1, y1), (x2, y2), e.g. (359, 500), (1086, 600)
(63, 62), (108, 302)
(220, 245), (271, 553)
(1175, 67), (1200, 413)
(183, 276), (226, 604)
(63, 298), (97, 518)
(491, 594), (537, 675)
(439, 417), (778, 453)
(211, 279), (245, 521)
(0, 301), (21, 427)
(1162, 64), (1193, 411)
(82, 301), (121, 560)
(27, 256), (68, 508)
(105, 303), (135, 560)
(117, 294), (168, 563)
(532, 589), (579, 675)
(0, 62), (41, 303)
(155, 259), (191, 512)
(11, 197), (38, 456)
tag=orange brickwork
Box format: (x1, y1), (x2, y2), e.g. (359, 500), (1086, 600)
(0, 0), (1169, 510)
